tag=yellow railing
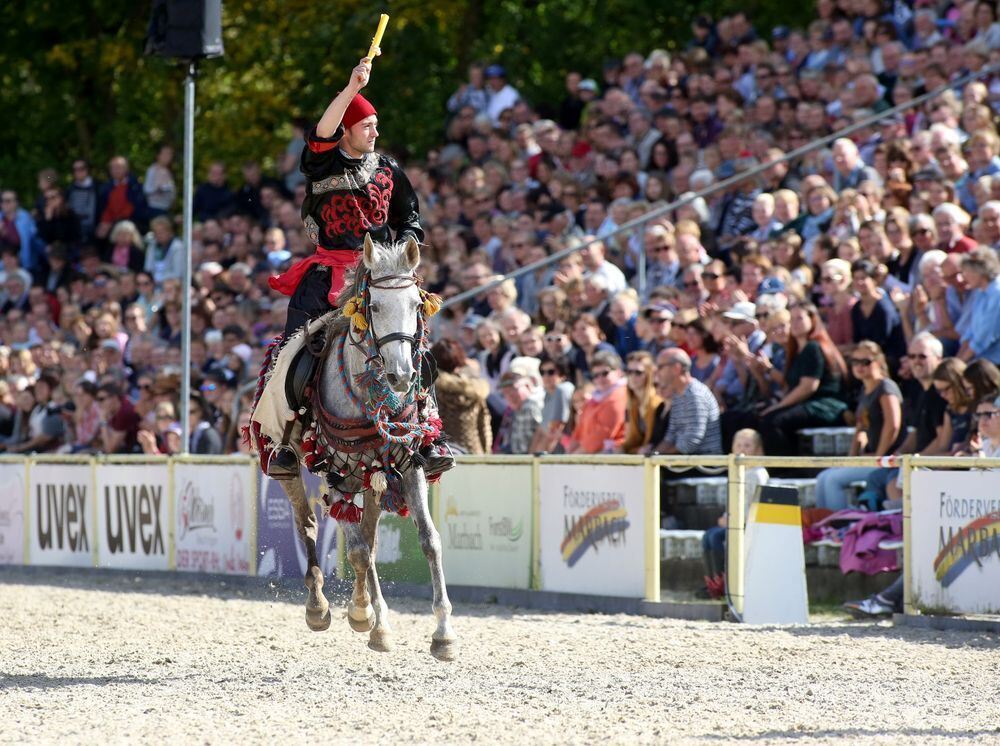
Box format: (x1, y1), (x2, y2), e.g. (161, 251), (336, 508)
(5, 452), (996, 619)
(451, 453), (1000, 616)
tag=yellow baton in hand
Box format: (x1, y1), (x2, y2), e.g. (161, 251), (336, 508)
(367, 14), (389, 60)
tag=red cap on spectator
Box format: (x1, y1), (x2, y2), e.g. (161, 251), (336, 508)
(342, 93), (377, 129)
(571, 141), (592, 158)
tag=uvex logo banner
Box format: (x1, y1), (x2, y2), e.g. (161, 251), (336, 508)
(174, 463), (253, 575)
(29, 463), (94, 567)
(538, 464), (646, 598)
(0, 463), (26, 565)
(97, 464), (169, 571)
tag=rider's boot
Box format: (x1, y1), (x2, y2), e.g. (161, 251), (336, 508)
(421, 440), (456, 479)
(266, 420), (301, 478)
(416, 364), (455, 479)
(265, 335), (324, 478)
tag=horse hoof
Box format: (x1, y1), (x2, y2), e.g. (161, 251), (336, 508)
(305, 607), (332, 632)
(430, 638), (456, 662)
(368, 631), (393, 652)
(348, 604), (375, 633)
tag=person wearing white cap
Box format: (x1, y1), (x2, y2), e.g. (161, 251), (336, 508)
(713, 301), (767, 410)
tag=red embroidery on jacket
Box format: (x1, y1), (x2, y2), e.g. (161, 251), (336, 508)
(318, 167), (394, 239)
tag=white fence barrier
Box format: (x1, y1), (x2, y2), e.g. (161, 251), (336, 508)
(437, 461), (534, 590)
(0, 462), (26, 564)
(910, 469), (1000, 615)
(29, 462), (95, 568)
(96, 463), (170, 571)
(1, 454), (998, 624)
(537, 463), (649, 598)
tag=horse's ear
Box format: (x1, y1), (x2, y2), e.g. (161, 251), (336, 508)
(363, 233), (376, 269)
(404, 235), (420, 270)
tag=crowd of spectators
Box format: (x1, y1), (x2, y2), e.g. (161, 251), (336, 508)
(1, 0), (999, 483)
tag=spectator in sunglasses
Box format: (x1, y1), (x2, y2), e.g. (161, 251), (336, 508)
(529, 358), (575, 454)
(815, 341), (903, 509)
(971, 395), (1000, 458)
(567, 351), (626, 453)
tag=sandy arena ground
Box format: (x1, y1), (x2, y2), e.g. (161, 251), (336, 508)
(0, 567), (998, 745)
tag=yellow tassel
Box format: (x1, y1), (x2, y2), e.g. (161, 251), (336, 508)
(351, 312), (368, 331)
(422, 292), (442, 317)
(343, 298), (358, 317)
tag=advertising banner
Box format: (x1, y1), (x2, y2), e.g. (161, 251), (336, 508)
(538, 464), (646, 597)
(174, 462), (254, 575)
(911, 469), (1000, 615)
(96, 464), (169, 571)
(439, 463), (533, 589)
(257, 471), (338, 580)
(28, 462), (94, 567)
(350, 511), (431, 584)
(0, 462), (26, 565)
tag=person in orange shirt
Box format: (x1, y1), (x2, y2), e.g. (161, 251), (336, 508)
(568, 350), (627, 453)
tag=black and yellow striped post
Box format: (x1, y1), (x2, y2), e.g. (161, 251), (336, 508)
(742, 485), (809, 624)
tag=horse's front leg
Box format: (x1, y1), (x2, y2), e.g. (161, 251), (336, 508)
(343, 512), (375, 633)
(279, 472), (330, 631)
(403, 470), (456, 661)
(360, 501), (393, 652)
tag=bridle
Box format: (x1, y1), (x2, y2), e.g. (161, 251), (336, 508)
(364, 272), (420, 354)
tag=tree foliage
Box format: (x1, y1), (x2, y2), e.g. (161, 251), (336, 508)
(0, 0), (811, 196)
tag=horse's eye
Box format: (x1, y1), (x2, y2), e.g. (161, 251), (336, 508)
(369, 303), (380, 313)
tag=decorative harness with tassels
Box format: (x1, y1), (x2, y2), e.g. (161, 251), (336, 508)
(302, 264), (443, 523)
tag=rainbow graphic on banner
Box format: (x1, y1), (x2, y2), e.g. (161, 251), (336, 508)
(933, 511), (1000, 588)
(560, 499), (630, 568)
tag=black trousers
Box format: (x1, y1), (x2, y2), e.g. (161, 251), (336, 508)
(284, 266), (334, 338)
(759, 403), (820, 457)
(720, 407), (762, 453)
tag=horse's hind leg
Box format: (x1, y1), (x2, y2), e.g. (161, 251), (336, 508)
(360, 504), (393, 652)
(343, 515), (375, 633)
(403, 470), (456, 661)
(279, 472), (330, 632)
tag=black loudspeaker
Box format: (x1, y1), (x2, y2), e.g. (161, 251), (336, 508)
(146, 0), (224, 59)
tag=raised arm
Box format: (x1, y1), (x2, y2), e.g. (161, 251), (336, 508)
(316, 57), (374, 138)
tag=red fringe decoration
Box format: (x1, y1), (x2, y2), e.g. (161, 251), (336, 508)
(329, 498), (362, 523)
(247, 337), (284, 476)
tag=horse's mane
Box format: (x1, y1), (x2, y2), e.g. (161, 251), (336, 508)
(326, 239), (415, 343)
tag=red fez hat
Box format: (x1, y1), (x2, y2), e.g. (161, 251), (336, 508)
(342, 93), (377, 130)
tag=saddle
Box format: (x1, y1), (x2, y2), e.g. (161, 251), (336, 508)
(284, 335), (325, 413)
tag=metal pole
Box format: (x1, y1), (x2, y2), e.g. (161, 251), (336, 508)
(180, 60), (197, 454)
(637, 232), (647, 300)
(726, 453), (746, 620)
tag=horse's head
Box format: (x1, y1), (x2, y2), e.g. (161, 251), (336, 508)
(362, 233), (422, 395)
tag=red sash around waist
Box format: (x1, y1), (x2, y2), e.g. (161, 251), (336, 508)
(268, 248), (361, 305)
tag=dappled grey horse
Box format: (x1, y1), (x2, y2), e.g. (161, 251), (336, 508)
(273, 235), (456, 661)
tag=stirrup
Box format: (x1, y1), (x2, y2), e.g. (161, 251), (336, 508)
(267, 446), (300, 477)
(267, 417), (300, 478)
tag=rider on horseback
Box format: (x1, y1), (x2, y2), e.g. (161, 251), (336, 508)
(263, 56), (452, 478)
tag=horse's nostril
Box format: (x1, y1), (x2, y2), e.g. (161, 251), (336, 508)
(386, 373), (399, 386)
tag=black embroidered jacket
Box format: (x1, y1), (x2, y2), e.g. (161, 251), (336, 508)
(299, 125), (424, 252)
